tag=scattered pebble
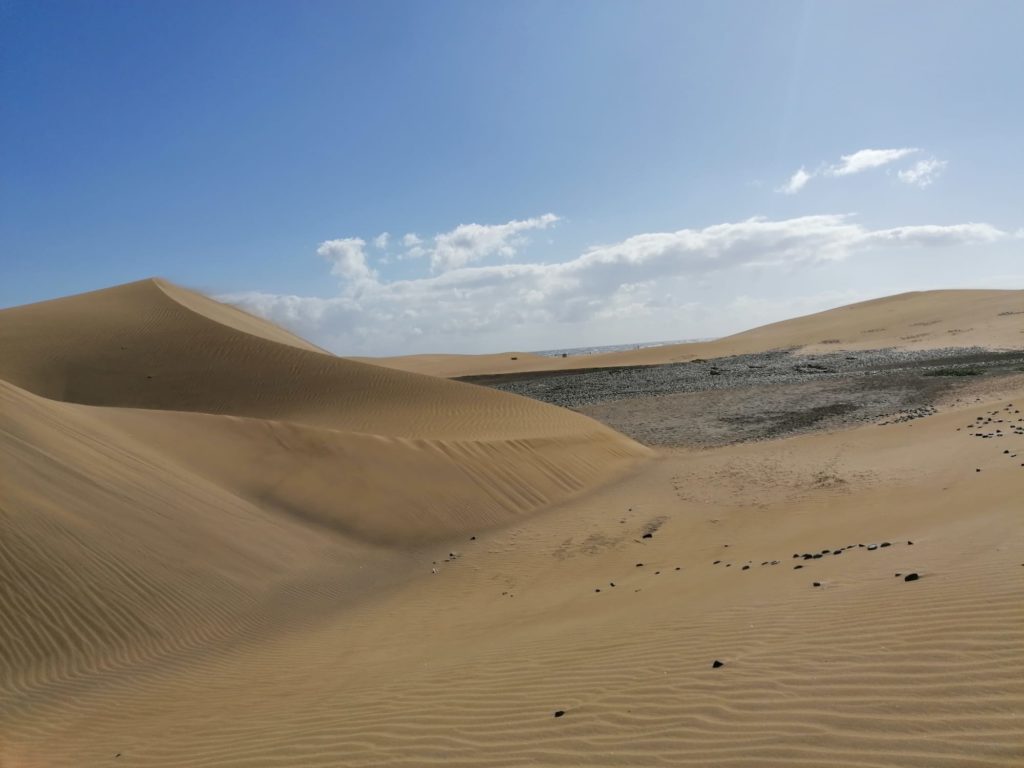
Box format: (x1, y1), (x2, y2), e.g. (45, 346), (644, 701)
(904, 572), (920, 582)
(712, 660), (724, 669)
(553, 710), (565, 718)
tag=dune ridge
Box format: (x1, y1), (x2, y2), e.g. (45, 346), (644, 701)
(0, 279), (648, 728)
(361, 289), (1024, 377)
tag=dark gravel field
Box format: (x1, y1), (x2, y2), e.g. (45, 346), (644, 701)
(472, 347), (1024, 447)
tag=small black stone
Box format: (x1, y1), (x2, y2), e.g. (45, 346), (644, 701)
(904, 572), (920, 582)
(833, 550), (843, 555)
(812, 581), (821, 587)
(713, 560), (721, 564)
(880, 542), (891, 548)
(712, 660), (724, 669)
(636, 563), (644, 567)
(794, 564), (804, 569)
(741, 565), (750, 570)
(594, 588), (601, 593)
(907, 540), (914, 545)
(553, 710), (566, 718)
(470, 535), (476, 540)
(642, 532), (653, 539)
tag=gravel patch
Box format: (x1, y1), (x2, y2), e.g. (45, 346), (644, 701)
(474, 347), (1024, 447)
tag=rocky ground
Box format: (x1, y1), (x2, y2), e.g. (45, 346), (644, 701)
(473, 347), (1024, 447)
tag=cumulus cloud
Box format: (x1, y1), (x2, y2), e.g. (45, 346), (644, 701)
(897, 157), (947, 187)
(427, 213), (559, 271)
(826, 147), (919, 176)
(316, 238), (375, 283)
(372, 232), (390, 250)
(224, 214), (1008, 354)
(778, 167), (811, 194)
(402, 233), (422, 247)
(779, 147), (934, 192)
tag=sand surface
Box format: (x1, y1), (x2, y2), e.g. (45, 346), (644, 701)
(2, 280), (1023, 766)
(361, 289), (1024, 378)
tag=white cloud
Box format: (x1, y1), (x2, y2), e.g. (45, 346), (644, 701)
(897, 157), (947, 187)
(779, 147), (928, 193)
(315, 238), (375, 283)
(373, 232), (390, 250)
(826, 147), (919, 176)
(778, 167), (811, 194)
(224, 214), (1010, 355)
(402, 233), (422, 247)
(428, 213), (559, 272)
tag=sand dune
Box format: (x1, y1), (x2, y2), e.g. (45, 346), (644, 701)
(3, 280), (1022, 766)
(364, 289), (1024, 377)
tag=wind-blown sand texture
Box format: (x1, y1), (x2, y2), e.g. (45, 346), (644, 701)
(2, 280), (1022, 766)
(361, 289), (1024, 378)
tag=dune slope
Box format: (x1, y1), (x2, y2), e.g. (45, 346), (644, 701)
(4, 379), (1023, 767)
(1, 279), (648, 738)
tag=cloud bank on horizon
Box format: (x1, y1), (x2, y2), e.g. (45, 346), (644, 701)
(225, 205), (1013, 356)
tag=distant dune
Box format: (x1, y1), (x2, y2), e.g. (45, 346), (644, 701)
(362, 289), (1024, 377)
(2, 280), (1021, 767)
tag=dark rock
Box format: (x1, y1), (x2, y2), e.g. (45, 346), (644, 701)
(642, 533), (653, 539)
(904, 572), (920, 582)
(712, 660), (724, 669)
(794, 564), (804, 569)
(553, 710), (565, 717)
(741, 565), (750, 570)
(880, 542), (891, 548)
(813, 582), (821, 587)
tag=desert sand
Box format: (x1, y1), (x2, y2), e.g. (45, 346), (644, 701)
(2, 279), (1022, 767)
(362, 289), (1024, 378)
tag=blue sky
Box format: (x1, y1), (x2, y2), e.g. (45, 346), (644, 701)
(2, 0), (1022, 354)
